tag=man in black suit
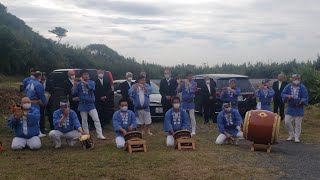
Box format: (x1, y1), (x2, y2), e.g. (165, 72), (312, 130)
(201, 76), (216, 124)
(272, 73), (288, 120)
(94, 69), (112, 128)
(159, 69), (178, 113)
(120, 72), (135, 111)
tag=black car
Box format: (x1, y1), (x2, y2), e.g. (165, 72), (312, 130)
(46, 69), (114, 112)
(193, 74), (256, 117)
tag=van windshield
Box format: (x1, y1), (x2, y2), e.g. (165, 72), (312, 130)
(151, 82), (160, 94)
(216, 78), (254, 93)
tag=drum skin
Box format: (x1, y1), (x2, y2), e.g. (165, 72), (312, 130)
(243, 110), (281, 145)
(173, 130), (191, 140)
(124, 131), (143, 141)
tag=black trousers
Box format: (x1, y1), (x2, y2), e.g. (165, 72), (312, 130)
(203, 101), (216, 123)
(274, 99), (285, 120)
(47, 107), (55, 130)
(39, 105), (46, 133)
(95, 104), (112, 129)
(162, 99), (172, 114)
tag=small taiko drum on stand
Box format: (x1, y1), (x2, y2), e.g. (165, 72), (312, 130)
(173, 130), (195, 150)
(124, 131), (146, 154)
(79, 134), (94, 150)
(243, 110), (281, 153)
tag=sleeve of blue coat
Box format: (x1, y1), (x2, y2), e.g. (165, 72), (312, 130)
(112, 112), (122, 131)
(281, 84), (290, 102)
(7, 114), (15, 129)
(27, 108), (40, 126)
(254, 89), (260, 97)
(53, 110), (60, 129)
(71, 111), (81, 130)
(129, 111), (137, 129)
(217, 113), (225, 134)
(146, 84), (152, 95)
(163, 111), (173, 132)
(300, 85), (309, 105)
(181, 110), (190, 130)
(190, 82), (198, 93)
(234, 110), (243, 125)
(234, 87), (241, 96)
(36, 83), (47, 104)
(22, 79), (27, 90)
(268, 88), (275, 97)
(87, 80), (95, 90)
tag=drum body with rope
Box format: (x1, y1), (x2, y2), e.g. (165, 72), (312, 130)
(173, 130), (191, 140)
(79, 135), (94, 150)
(243, 110), (281, 145)
(124, 131), (143, 141)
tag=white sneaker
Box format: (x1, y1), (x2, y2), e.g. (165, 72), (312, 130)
(191, 132), (196, 136)
(97, 135), (106, 140)
(287, 136), (294, 141)
(38, 132), (46, 138)
(294, 138), (300, 143)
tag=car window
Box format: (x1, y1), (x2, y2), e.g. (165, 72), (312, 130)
(151, 82), (160, 94)
(217, 78), (254, 92)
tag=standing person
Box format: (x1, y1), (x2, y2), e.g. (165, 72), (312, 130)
(8, 97), (42, 150)
(94, 69), (112, 129)
(49, 99), (86, 148)
(281, 74), (308, 143)
(255, 79), (275, 111)
(39, 72), (48, 135)
(129, 76), (153, 135)
(120, 72), (134, 111)
(273, 73), (288, 120)
(22, 68), (36, 91)
(136, 71), (151, 85)
(159, 68), (178, 114)
(221, 79), (241, 109)
(64, 70), (80, 117)
(177, 71), (197, 136)
(200, 76), (216, 124)
(215, 102), (243, 145)
(163, 97), (190, 146)
(72, 69), (106, 140)
(112, 99), (137, 149)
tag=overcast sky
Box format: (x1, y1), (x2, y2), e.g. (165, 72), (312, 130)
(2, 0), (320, 66)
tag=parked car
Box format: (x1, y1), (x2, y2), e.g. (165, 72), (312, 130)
(46, 69), (114, 112)
(113, 80), (164, 120)
(193, 74), (256, 117)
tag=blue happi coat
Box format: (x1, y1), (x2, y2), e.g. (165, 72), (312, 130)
(72, 80), (96, 112)
(22, 76), (34, 91)
(255, 87), (275, 111)
(113, 110), (137, 137)
(221, 87), (241, 109)
(164, 108), (190, 135)
(217, 109), (242, 136)
(8, 107), (40, 139)
(178, 80), (197, 110)
(129, 84), (152, 112)
(25, 79), (47, 110)
(281, 83), (309, 116)
(53, 109), (81, 133)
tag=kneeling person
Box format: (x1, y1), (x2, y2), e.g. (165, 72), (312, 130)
(113, 99), (137, 149)
(49, 99), (85, 148)
(215, 102), (243, 145)
(164, 97), (190, 147)
(8, 97), (42, 150)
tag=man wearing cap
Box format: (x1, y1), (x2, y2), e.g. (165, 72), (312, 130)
(281, 74), (309, 143)
(221, 79), (241, 109)
(215, 102), (243, 145)
(120, 72), (135, 111)
(164, 97), (190, 146)
(177, 71), (198, 136)
(49, 99), (86, 148)
(22, 68), (36, 91)
(112, 99), (137, 148)
(255, 79), (275, 111)
(72, 69), (106, 140)
(8, 97), (42, 150)
(129, 76), (153, 135)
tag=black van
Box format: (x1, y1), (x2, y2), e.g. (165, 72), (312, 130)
(193, 74), (256, 117)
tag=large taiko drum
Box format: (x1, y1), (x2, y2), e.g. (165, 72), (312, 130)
(173, 130), (191, 140)
(243, 110), (281, 145)
(124, 131), (143, 142)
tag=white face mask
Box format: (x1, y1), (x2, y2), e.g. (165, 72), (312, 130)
(127, 77), (133, 82)
(173, 103), (180, 109)
(293, 80), (300, 85)
(120, 106), (128, 112)
(23, 103), (31, 109)
(70, 75), (75, 80)
(30, 75), (35, 79)
(98, 73), (104, 79)
(205, 80), (210, 84)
